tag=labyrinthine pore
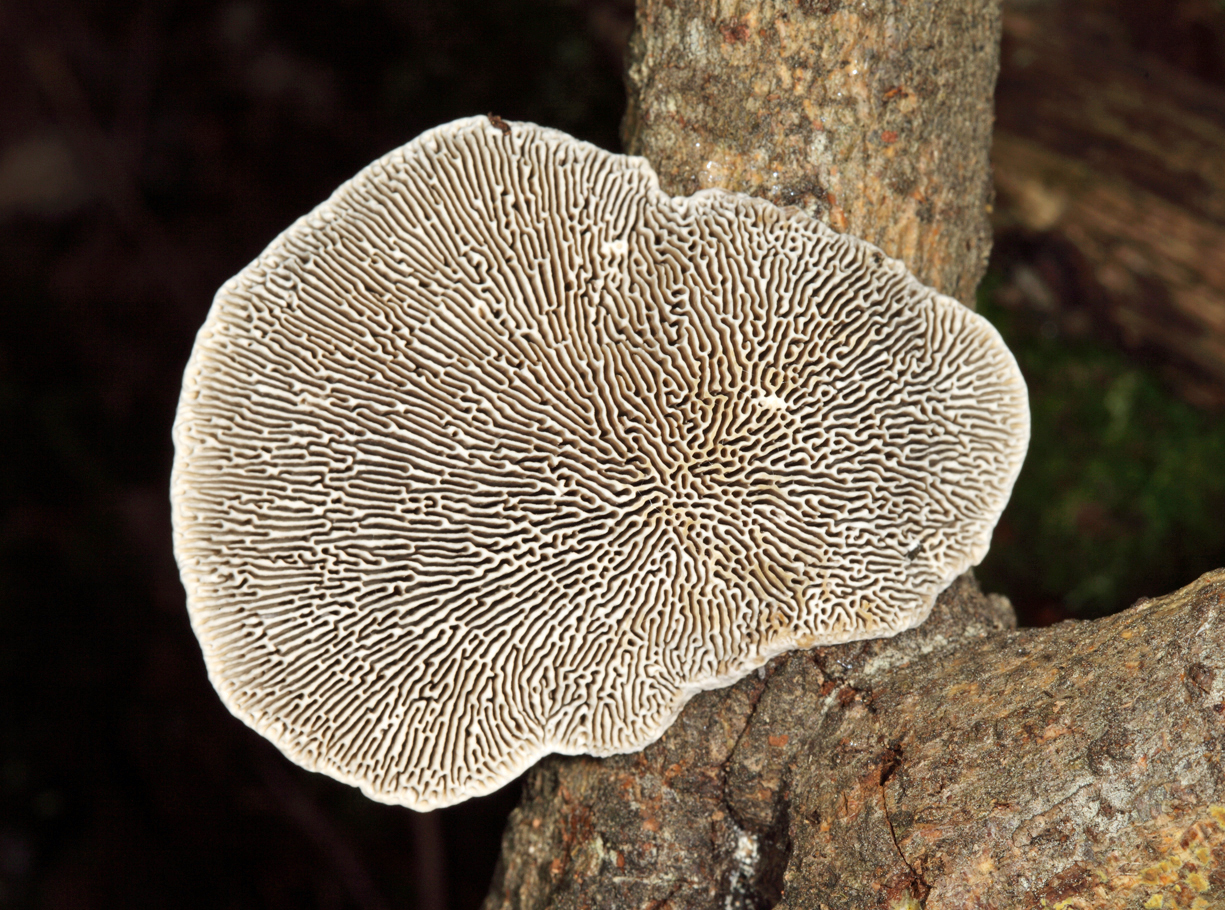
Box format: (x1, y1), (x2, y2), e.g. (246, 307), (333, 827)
(171, 117), (1029, 810)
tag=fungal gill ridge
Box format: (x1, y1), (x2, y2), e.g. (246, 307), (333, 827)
(171, 117), (1030, 810)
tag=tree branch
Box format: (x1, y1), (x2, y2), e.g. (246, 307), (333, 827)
(622, 0), (1001, 306)
(486, 571), (1225, 908)
(481, 2), (1225, 907)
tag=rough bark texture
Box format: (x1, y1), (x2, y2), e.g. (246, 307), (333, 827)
(621, 0), (1002, 307)
(486, 570), (1225, 909)
(993, 2), (1225, 410)
(481, 2), (1225, 907)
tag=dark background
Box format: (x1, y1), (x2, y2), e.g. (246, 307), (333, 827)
(1, 0), (1223, 907)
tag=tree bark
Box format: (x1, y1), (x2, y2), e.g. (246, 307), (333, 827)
(482, 2), (1225, 907)
(620, 0), (1002, 307)
(993, 2), (1225, 410)
(486, 570), (1225, 909)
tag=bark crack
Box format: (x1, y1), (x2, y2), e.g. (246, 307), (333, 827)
(879, 746), (930, 908)
(719, 672), (770, 830)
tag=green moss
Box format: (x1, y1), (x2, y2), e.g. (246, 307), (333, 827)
(975, 279), (1225, 619)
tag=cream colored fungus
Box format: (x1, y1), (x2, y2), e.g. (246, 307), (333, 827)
(171, 117), (1029, 810)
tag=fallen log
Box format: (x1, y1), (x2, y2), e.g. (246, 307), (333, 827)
(486, 570), (1225, 909)
(479, 1), (1225, 906)
(993, 3), (1225, 410)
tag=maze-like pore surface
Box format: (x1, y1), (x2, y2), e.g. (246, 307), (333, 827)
(172, 118), (1029, 810)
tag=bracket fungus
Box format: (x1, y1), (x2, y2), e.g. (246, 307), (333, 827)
(171, 117), (1029, 810)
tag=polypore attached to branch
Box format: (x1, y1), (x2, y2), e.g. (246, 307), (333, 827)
(171, 117), (1029, 810)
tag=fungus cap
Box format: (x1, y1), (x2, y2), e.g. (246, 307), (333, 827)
(171, 117), (1029, 810)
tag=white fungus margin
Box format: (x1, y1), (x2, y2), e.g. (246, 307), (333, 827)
(171, 117), (1030, 810)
